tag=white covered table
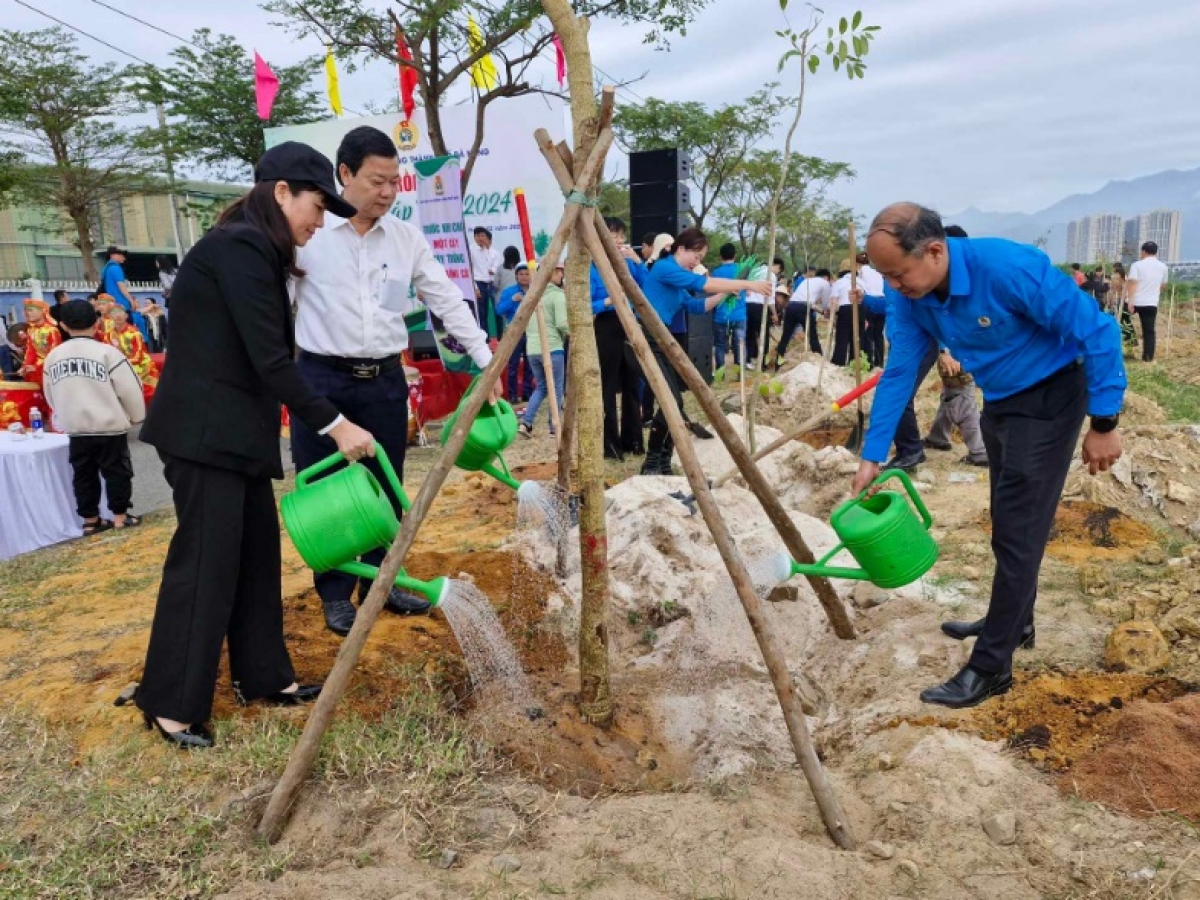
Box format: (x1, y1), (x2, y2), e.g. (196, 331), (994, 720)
(0, 432), (110, 561)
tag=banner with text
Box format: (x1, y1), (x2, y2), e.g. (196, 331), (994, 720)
(414, 155), (479, 374)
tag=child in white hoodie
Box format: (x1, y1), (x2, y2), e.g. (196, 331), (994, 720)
(42, 300), (146, 535)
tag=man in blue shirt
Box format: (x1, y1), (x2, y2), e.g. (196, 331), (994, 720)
(100, 246), (149, 341)
(710, 243), (744, 371)
(853, 203), (1125, 709)
(591, 217), (647, 459)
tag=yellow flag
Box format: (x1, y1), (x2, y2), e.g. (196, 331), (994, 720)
(324, 48), (343, 117)
(467, 15), (499, 92)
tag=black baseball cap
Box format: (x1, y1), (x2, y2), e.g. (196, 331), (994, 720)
(255, 142), (357, 219)
(106, 245), (126, 258)
(58, 299), (99, 330)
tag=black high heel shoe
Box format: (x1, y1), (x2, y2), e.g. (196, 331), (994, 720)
(257, 684), (323, 706)
(142, 712), (215, 749)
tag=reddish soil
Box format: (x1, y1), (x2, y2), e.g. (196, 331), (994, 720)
(796, 425), (854, 450)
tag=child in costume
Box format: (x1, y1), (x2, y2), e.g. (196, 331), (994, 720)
(108, 303), (159, 397)
(21, 298), (61, 387)
(92, 294), (117, 343)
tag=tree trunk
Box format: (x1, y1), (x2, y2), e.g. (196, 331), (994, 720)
(538, 0), (613, 727)
(71, 207), (98, 282)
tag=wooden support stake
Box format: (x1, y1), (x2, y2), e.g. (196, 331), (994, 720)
(848, 224), (863, 402)
(1166, 284), (1176, 360)
(257, 127), (614, 845)
(583, 209), (857, 640)
(576, 207), (857, 851)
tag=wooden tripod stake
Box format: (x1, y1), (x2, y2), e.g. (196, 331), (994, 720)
(548, 166), (856, 848)
(256, 126), (614, 844)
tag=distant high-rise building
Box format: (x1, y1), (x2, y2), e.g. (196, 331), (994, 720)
(1065, 213), (1123, 264)
(1119, 209), (1182, 263)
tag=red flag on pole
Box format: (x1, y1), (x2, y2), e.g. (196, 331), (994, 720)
(253, 51), (280, 120)
(552, 34), (566, 88)
(395, 27), (418, 120)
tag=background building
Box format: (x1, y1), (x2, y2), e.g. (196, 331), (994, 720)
(0, 181), (245, 283)
(1064, 209), (1183, 266)
(1065, 213), (1124, 265)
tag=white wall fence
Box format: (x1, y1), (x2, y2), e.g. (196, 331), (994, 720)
(0, 278), (163, 296)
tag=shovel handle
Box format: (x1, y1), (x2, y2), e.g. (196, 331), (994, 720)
(831, 370), (882, 412)
(295, 442), (412, 513)
(868, 468), (933, 531)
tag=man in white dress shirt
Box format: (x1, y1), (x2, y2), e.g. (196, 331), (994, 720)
(856, 251), (888, 368)
(293, 126), (500, 635)
(470, 226), (504, 338)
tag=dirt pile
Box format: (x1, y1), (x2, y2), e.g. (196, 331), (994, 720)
(968, 671), (1191, 772)
(1067, 693), (1200, 819)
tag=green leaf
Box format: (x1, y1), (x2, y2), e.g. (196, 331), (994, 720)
(827, 26), (834, 37)
(865, 25), (881, 31)
(838, 39), (848, 58)
(838, 16), (847, 33)
(807, 54), (819, 74)
(826, 41), (834, 54)
(832, 55), (841, 71)
(852, 10), (862, 29)
(779, 0), (789, 10)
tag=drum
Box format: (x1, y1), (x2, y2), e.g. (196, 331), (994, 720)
(404, 365), (423, 445)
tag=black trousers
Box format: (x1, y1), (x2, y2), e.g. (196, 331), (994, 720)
(1135, 306), (1158, 361)
(291, 355), (410, 608)
(892, 342), (941, 458)
(863, 310), (887, 368)
(775, 302), (812, 360)
(69, 433), (132, 517)
(745, 304), (771, 363)
(831, 306), (863, 366)
(137, 453), (294, 723)
(595, 312), (644, 455)
(644, 334), (685, 460)
(971, 362), (1087, 674)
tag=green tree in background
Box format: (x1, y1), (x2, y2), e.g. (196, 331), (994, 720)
(613, 87), (789, 229)
(146, 30), (326, 180)
(0, 27), (161, 281)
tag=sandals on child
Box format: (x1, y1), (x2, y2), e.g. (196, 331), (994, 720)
(83, 519), (114, 536)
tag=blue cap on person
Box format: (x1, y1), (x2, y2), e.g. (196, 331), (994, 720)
(255, 142), (358, 220)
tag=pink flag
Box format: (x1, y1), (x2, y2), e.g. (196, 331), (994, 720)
(254, 51), (280, 121)
(552, 34), (566, 87)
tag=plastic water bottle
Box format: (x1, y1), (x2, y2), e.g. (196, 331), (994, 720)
(29, 406), (43, 439)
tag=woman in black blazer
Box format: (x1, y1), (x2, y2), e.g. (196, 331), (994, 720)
(136, 143), (376, 748)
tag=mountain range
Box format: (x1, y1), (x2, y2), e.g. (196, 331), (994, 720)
(948, 167), (1200, 262)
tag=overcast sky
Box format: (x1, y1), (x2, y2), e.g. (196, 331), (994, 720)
(7, 0), (1200, 218)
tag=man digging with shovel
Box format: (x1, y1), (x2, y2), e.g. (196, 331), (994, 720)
(852, 203), (1126, 709)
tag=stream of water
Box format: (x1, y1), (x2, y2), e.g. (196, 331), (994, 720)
(438, 579), (536, 711)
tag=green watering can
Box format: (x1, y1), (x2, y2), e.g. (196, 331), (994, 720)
(786, 469), (938, 589)
(280, 443), (448, 607)
(441, 376), (522, 491)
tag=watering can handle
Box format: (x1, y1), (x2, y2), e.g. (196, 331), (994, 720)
(294, 442), (412, 513)
(868, 468), (933, 531)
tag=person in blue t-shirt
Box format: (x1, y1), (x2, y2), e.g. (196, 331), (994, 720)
(710, 243), (745, 371)
(99, 246), (150, 341)
(854, 202), (1125, 710)
(639, 228), (770, 475)
(495, 262), (536, 402)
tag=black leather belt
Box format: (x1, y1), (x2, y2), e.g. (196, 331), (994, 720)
(301, 352), (402, 380)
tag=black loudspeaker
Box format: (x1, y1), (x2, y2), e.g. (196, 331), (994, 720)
(407, 328), (441, 362)
(630, 148), (691, 185)
(685, 311), (714, 385)
(630, 181), (691, 217)
(631, 213), (682, 245)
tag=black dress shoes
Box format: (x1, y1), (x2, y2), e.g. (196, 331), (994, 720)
(143, 713), (215, 749)
(941, 617), (1036, 649)
(883, 450), (926, 471)
(919, 665), (1013, 709)
(922, 438), (952, 451)
(259, 684), (323, 706)
(385, 587), (432, 615)
(323, 598), (356, 636)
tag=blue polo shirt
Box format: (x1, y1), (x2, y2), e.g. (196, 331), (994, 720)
(643, 255), (708, 327)
(711, 262), (745, 325)
(101, 260), (131, 313)
(590, 259), (647, 316)
(862, 237), (1126, 463)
